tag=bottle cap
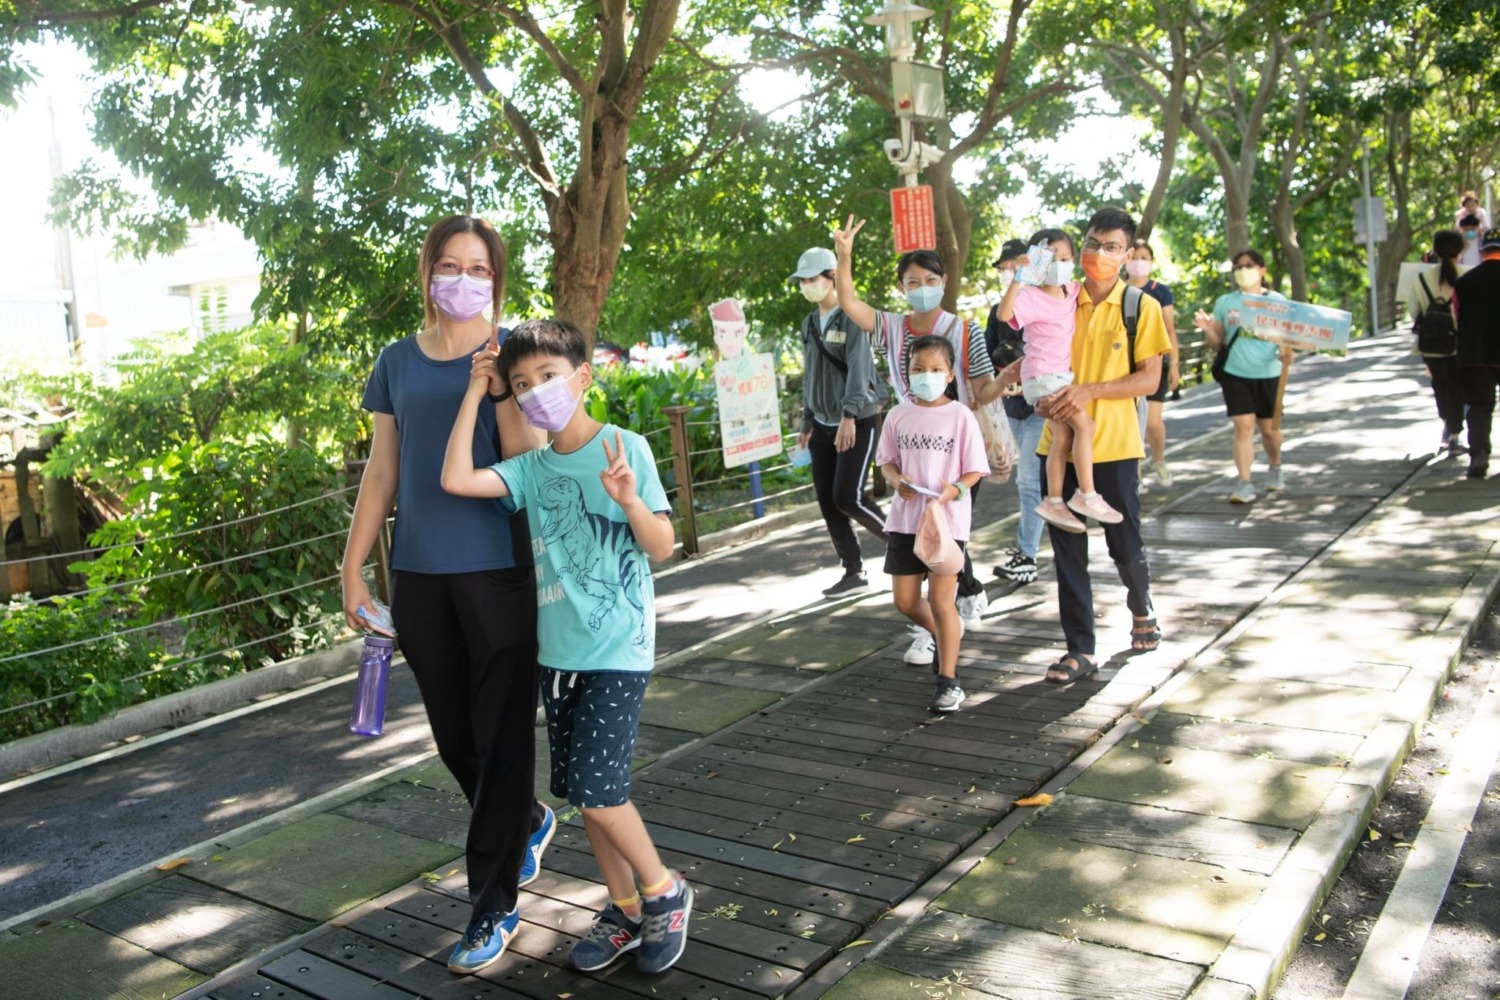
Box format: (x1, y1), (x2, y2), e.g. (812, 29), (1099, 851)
(363, 635), (396, 648)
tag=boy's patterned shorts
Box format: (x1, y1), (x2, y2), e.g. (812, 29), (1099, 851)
(540, 667), (649, 808)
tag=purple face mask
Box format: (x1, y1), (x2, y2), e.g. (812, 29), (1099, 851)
(516, 369), (582, 432)
(429, 274), (493, 321)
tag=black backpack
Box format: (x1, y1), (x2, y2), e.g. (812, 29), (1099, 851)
(1414, 274), (1457, 358)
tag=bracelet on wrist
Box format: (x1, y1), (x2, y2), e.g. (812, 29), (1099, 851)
(950, 480), (969, 500)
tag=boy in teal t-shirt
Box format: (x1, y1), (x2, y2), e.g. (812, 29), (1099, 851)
(441, 318), (691, 977)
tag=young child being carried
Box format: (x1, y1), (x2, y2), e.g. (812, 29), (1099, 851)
(876, 335), (990, 714)
(997, 228), (1124, 533)
(440, 318), (693, 976)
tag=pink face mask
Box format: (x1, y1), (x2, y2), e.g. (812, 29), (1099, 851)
(515, 369), (582, 432)
(1124, 260), (1152, 279)
(429, 274), (493, 321)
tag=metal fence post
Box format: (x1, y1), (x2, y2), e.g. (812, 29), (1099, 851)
(663, 405), (698, 555)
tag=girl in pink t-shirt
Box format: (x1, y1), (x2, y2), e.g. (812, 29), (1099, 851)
(875, 336), (990, 714)
(996, 229), (1123, 533)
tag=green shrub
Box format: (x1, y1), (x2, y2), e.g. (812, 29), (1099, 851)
(78, 440), (349, 673)
(0, 592), (165, 742)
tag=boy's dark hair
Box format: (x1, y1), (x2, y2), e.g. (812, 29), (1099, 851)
(1459, 213), (1481, 228)
(1027, 228), (1076, 255)
(908, 334), (955, 371)
(897, 249), (945, 280)
(498, 318), (589, 380)
(1232, 248), (1266, 268)
(1084, 205), (1137, 244)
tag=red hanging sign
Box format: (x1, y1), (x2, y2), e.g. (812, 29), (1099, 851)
(890, 186), (937, 253)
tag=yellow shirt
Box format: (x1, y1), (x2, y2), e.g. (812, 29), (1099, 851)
(1038, 280), (1170, 463)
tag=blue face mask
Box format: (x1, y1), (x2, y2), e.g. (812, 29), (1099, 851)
(909, 371), (949, 402)
(905, 284), (943, 313)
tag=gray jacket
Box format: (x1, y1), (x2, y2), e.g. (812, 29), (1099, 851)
(801, 307), (882, 430)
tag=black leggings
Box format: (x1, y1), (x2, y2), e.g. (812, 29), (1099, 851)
(808, 417), (886, 574)
(392, 567), (545, 919)
(1423, 356), (1466, 437)
(1458, 367), (1498, 460)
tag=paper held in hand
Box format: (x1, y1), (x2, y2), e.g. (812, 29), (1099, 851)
(1236, 294), (1353, 356)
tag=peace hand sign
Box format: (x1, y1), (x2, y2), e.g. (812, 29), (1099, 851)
(831, 214), (866, 258)
(599, 431), (638, 507)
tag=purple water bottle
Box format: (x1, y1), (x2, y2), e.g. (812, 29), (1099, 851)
(349, 635), (395, 737)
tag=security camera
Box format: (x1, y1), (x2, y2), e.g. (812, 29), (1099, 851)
(883, 138), (905, 162)
(882, 137), (946, 172)
(911, 141), (945, 169)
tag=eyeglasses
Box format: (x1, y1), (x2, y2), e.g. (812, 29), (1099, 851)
(1081, 240), (1129, 257)
(434, 261), (495, 280)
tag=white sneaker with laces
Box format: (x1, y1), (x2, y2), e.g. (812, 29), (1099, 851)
(1153, 460), (1173, 486)
(928, 682), (965, 713)
(902, 627), (935, 665)
(1229, 480), (1256, 504)
(956, 590), (988, 630)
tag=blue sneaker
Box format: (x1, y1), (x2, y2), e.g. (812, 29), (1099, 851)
(636, 873), (693, 974)
(519, 803), (556, 887)
(447, 907), (519, 975)
(568, 903), (642, 971)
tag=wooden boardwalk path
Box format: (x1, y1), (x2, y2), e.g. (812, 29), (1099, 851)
(197, 453), (1406, 1000)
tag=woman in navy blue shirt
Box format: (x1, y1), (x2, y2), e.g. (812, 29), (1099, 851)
(340, 215), (550, 975)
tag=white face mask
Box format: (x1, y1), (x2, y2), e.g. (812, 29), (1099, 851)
(909, 371), (950, 402)
(1046, 261), (1075, 286)
(800, 278), (831, 303)
(1233, 266), (1261, 290)
(1124, 259), (1152, 279)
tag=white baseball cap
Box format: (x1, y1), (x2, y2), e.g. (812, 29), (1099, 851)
(790, 247), (837, 281)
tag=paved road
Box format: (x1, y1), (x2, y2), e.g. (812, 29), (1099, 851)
(0, 341), (1401, 924)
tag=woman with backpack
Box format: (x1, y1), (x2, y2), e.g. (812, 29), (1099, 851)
(1407, 230), (1469, 455)
(832, 215), (1005, 655)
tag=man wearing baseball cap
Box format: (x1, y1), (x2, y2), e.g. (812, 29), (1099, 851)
(791, 246), (887, 595)
(1453, 227), (1500, 478)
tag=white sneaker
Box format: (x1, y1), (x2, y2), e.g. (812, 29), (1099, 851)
(956, 590), (988, 630)
(1229, 480), (1256, 504)
(902, 628), (935, 665)
(1153, 460), (1173, 486)
(1265, 466), (1285, 491)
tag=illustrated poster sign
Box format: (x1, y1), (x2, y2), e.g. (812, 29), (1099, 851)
(710, 298), (782, 468)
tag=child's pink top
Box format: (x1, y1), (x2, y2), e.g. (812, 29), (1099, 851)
(875, 400), (990, 540)
(1009, 283), (1081, 384)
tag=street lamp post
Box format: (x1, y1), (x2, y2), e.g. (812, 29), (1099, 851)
(865, 1), (943, 188)
(1483, 166), (1496, 227)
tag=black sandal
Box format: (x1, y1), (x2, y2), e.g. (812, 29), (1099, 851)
(1045, 653), (1097, 685)
(1130, 616), (1162, 653)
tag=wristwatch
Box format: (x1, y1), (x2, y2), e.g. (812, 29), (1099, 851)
(487, 389), (512, 403)
(841, 410), (858, 420)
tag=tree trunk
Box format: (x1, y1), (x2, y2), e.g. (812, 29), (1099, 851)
(927, 164), (972, 314)
(1136, 28), (1188, 241)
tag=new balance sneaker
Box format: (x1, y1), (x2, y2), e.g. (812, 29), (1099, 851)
(447, 907), (520, 974)
(1266, 466), (1285, 492)
(1036, 497), (1086, 533)
(956, 589), (988, 630)
(518, 802), (556, 887)
(928, 680), (965, 713)
(821, 572), (869, 597)
(568, 903), (642, 971)
(1229, 480), (1256, 504)
(1067, 490), (1124, 524)
(995, 552), (1037, 584)
(902, 627), (935, 665)
(637, 872), (694, 974)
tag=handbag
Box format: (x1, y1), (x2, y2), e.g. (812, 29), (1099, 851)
(974, 400), (1017, 485)
(1210, 327), (1240, 382)
(914, 500), (965, 576)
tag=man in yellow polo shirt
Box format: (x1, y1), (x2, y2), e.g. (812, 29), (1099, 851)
(1035, 206), (1170, 683)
